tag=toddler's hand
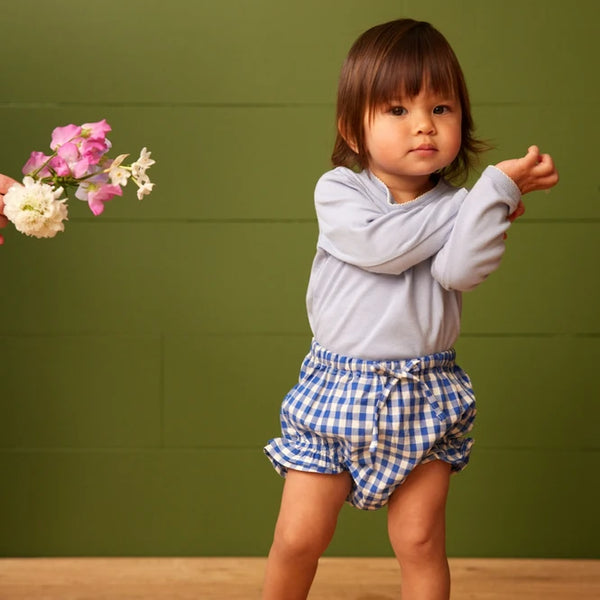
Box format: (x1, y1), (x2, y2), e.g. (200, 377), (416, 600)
(509, 199), (525, 222)
(495, 146), (559, 195)
(503, 199), (525, 240)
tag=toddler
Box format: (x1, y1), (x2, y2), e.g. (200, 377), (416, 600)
(263, 18), (558, 600)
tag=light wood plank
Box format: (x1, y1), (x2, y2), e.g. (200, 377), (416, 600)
(0, 558), (598, 600)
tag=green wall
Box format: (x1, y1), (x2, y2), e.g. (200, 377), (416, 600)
(0, 0), (598, 558)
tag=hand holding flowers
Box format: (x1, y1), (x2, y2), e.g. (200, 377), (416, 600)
(1, 120), (155, 240)
(0, 174), (18, 245)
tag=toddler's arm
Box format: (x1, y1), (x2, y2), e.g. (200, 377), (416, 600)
(431, 147), (558, 291)
(315, 169), (464, 274)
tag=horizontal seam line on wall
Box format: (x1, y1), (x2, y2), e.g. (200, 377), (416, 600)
(66, 218), (318, 224)
(0, 101), (590, 109)
(461, 332), (600, 338)
(0, 332), (597, 339)
(514, 219), (600, 224)
(63, 218), (600, 224)
(0, 101), (334, 109)
(1, 446), (596, 453)
(470, 446), (600, 452)
(0, 447), (265, 453)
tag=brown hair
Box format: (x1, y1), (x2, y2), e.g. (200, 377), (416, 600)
(331, 19), (487, 184)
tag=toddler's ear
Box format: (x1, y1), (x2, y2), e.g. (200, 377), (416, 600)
(338, 118), (359, 154)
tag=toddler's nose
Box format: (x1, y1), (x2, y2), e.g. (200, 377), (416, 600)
(414, 112), (435, 135)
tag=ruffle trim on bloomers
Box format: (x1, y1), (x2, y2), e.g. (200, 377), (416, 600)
(421, 433), (474, 473)
(264, 433), (347, 478)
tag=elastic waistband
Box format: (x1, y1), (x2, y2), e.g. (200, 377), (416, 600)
(309, 339), (456, 375)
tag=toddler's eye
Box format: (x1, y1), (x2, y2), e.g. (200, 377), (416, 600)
(433, 105), (450, 115)
(389, 106), (407, 116)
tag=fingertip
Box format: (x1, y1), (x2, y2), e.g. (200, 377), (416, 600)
(542, 152), (555, 164)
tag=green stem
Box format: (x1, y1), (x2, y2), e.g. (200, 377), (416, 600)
(30, 151), (58, 179)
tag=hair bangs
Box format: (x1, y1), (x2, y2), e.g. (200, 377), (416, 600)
(369, 26), (461, 112)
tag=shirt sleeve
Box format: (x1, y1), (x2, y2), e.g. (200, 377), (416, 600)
(430, 166), (522, 291)
(314, 170), (465, 275)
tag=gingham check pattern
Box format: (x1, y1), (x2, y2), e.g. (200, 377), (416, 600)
(264, 340), (477, 510)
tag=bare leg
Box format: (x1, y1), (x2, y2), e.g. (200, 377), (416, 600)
(387, 460), (452, 600)
(262, 470), (352, 600)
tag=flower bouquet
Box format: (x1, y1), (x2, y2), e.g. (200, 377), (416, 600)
(1, 119), (154, 239)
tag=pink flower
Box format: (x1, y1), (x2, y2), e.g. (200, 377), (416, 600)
(50, 124), (82, 150)
(76, 179), (122, 215)
(51, 142), (90, 178)
(80, 137), (110, 166)
(72, 157), (91, 179)
(81, 119), (111, 140)
(88, 184), (122, 215)
(48, 156), (70, 177)
(22, 151), (53, 177)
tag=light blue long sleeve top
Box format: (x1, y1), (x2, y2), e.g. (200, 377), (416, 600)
(306, 165), (522, 360)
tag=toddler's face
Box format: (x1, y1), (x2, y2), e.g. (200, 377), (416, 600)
(363, 88), (462, 198)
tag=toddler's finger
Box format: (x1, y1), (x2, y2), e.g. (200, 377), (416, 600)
(540, 154), (556, 171)
(538, 157), (558, 181)
(531, 154), (557, 179)
(526, 145), (540, 161)
(508, 200), (525, 222)
(515, 200), (525, 217)
(541, 172), (559, 189)
(519, 145), (540, 168)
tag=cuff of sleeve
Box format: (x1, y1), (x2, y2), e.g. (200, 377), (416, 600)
(484, 165), (522, 210)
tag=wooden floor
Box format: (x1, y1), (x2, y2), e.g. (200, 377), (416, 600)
(0, 557), (598, 599)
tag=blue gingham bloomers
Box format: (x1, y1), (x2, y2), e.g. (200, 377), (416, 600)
(264, 340), (477, 510)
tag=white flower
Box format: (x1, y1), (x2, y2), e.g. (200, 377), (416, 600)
(3, 177), (68, 238)
(131, 147), (155, 180)
(136, 147), (155, 169)
(108, 153), (131, 186)
(136, 181), (154, 201)
(109, 166), (130, 186)
(128, 148), (155, 201)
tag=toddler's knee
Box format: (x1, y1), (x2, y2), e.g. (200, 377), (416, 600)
(271, 523), (330, 563)
(390, 526), (445, 565)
